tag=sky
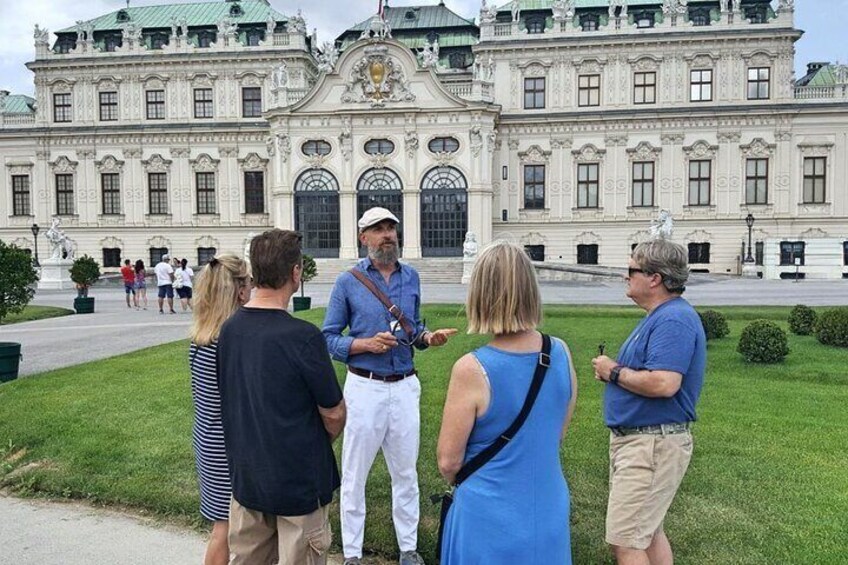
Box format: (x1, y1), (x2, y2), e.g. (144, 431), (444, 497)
(1, 0), (846, 97)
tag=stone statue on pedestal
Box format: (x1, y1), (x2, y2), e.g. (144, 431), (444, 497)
(650, 210), (674, 239)
(462, 232), (479, 284)
(45, 217), (74, 261)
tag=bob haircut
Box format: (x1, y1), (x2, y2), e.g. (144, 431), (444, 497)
(466, 240), (542, 335)
(190, 253), (250, 346)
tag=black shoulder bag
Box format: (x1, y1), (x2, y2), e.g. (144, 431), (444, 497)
(432, 333), (552, 559)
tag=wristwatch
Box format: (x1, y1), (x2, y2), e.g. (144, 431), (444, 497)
(609, 365), (624, 384)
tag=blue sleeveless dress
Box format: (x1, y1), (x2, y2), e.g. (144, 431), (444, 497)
(440, 339), (573, 565)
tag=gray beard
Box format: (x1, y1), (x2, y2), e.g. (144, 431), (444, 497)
(370, 243), (399, 266)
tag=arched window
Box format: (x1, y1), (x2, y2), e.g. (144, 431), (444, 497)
(196, 31), (215, 48)
(302, 140), (332, 156)
(246, 29), (264, 46)
(690, 8), (711, 26)
(428, 137), (460, 154)
(357, 168), (404, 257)
(364, 139), (395, 155)
(294, 169), (340, 258)
(420, 166), (467, 257)
(526, 18), (545, 34)
(580, 14), (599, 31)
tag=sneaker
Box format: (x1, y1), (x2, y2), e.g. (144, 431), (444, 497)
(343, 559), (361, 565)
(400, 551), (425, 565)
(159, 310), (164, 315)
(170, 310), (177, 314)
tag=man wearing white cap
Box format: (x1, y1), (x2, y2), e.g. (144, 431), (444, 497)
(154, 253), (176, 314)
(323, 207), (457, 565)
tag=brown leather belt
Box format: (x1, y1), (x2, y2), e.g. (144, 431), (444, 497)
(348, 366), (417, 383)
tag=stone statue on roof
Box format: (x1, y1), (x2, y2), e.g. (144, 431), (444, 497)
(511, 0), (520, 23)
(316, 42), (340, 73)
(170, 17), (179, 38)
(552, 1), (575, 21)
(777, 0), (794, 12)
(609, 0), (627, 19)
(288, 10), (307, 34)
(34, 24), (50, 45)
(662, 0), (689, 16)
(266, 14), (277, 35)
(217, 18), (238, 38)
(420, 38), (440, 69)
(480, 0), (497, 24)
(720, 0), (731, 13)
(179, 17), (189, 38)
(122, 22), (143, 44)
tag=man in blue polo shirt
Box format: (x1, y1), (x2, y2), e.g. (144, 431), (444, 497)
(323, 207), (456, 565)
(592, 238), (706, 565)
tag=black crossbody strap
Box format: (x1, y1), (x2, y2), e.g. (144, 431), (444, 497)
(348, 268), (416, 336)
(454, 333), (552, 486)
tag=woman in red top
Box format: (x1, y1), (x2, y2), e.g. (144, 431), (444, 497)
(120, 259), (137, 309)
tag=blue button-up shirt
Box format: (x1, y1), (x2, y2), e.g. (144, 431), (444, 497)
(323, 258), (427, 375)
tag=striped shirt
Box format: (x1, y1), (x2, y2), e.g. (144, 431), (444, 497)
(189, 341), (231, 522)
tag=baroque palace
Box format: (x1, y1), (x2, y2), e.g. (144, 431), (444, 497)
(1, 0), (847, 279)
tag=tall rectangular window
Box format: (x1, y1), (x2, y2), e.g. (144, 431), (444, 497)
(53, 93), (72, 122)
(690, 69), (713, 102)
(633, 72), (656, 105)
(577, 163), (599, 208)
(242, 87), (262, 118)
(745, 158), (768, 204)
(688, 160), (711, 205)
(99, 91), (118, 121)
(780, 241), (805, 266)
(632, 162), (654, 207)
(843, 241), (848, 266)
(578, 74), (601, 107)
(194, 88), (213, 118)
(803, 157), (826, 203)
(148, 173), (168, 214)
(198, 247), (217, 266)
(523, 165), (545, 209)
(55, 174), (74, 215)
(524, 77), (545, 109)
(150, 247), (168, 265)
(196, 172), (216, 214)
(747, 67), (770, 100)
(101, 173), (121, 215)
(577, 244), (599, 265)
(688, 242), (711, 264)
(12, 175), (31, 216)
(102, 248), (121, 268)
(146, 90), (165, 120)
(756, 241), (764, 266)
(244, 171), (265, 213)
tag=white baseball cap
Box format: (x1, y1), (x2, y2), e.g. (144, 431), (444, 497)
(358, 207), (400, 232)
(161, 253), (170, 260)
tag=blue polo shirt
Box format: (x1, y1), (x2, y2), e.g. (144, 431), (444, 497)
(322, 258), (427, 375)
(604, 297), (707, 428)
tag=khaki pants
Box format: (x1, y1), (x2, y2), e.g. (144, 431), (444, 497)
(228, 497), (332, 565)
(606, 432), (693, 550)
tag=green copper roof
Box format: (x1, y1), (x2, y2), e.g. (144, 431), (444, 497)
(495, 0), (717, 10)
(57, 1), (286, 34)
(339, 30), (477, 51)
(1, 95), (36, 115)
(349, 4), (475, 32)
(799, 64), (848, 87)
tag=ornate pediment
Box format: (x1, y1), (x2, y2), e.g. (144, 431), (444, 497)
(190, 153), (220, 172)
(797, 142), (833, 157)
(341, 45), (415, 107)
(683, 140), (718, 159)
(576, 231), (600, 244)
(800, 227), (828, 239)
(686, 53), (718, 68)
(147, 235), (171, 248)
(100, 236), (123, 248)
(142, 154), (172, 173)
(49, 156), (78, 173)
(740, 138), (776, 158)
(6, 161), (34, 176)
(630, 56), (662, 71)
(685, 229), (712, 243)
(95, 155), (125, 173)
(571, 143), (606, 162)
(628, 230), (652, 245)
(238, 152), (268, 171)
(195, 235), (220, 248)
(520, 232), (547, 246)
(626, 142), (662, 161)
(518, 144), (551, 164)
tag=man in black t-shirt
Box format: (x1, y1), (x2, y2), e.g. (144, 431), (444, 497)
(218, 229), (346, 565)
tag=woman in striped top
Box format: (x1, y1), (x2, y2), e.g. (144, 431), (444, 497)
(189, 253), (251, 565)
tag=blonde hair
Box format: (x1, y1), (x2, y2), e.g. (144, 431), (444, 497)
(190, 253), (250, 346)
(466, 240), (541, 335)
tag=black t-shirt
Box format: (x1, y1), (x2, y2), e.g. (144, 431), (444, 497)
(217, 307), (343, 516)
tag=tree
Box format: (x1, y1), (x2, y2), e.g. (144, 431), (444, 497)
(0, 240), (38, 324)
(69, 255), (101, 297)
(300, 254), (317, 297)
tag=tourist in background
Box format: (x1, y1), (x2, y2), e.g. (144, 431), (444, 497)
(120, 258), (137, 309)
(189, 253), (252, 565)
(175, 258), (195, 312)
(154, 253), (176, 314)
(437, 240), (577, 564)
(134, 259), (148, 310)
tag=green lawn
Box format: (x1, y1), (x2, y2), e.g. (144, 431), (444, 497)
(1, 305), (74, 325)
(1, 306), (846, 563)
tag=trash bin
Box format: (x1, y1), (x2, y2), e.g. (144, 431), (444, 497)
(0, 342), (22, 383)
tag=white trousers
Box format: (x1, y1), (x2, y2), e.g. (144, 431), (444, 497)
(340, 371), (421, 559)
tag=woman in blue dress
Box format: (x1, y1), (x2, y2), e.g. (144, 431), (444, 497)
(437, 240), (577, 564)
(189, 253), (251, 565)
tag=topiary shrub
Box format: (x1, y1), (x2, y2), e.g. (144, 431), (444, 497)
(737, 320), (789, 363)
(0, 240), (39, 324)
(69, 255), (101, 297)
(788, 304), (817, 336)
(815, 308), (848, 348)
(699, 310), (729, 340)
(299, 254), (317, 298)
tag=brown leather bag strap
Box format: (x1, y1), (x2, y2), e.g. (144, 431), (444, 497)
(348, 268), (416, 336)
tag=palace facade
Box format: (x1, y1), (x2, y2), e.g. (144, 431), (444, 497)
(1, 0), (847, 279)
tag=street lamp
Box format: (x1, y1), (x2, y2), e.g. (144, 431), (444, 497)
(744, 213), (755, 263)
(30, 223), (40, 268)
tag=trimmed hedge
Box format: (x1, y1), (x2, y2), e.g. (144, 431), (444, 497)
(699, 310), (730, 340)
(815, 308), (848, 348)
(738, 320), (789, 363)
(788, 305), (817, 335)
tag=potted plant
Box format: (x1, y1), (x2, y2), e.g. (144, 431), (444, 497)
(69, 255), (101, 314)
(0, 240), (38, 382)
(292, 254), (317, 312)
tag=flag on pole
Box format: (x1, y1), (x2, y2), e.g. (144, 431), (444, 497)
(378, 0), (385, 19)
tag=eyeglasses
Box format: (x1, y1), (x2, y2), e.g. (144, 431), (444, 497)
(627, 267), (647, 278)
(391, 318), (427, 347)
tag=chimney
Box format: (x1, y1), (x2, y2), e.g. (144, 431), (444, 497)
(807, 62), (829, 75)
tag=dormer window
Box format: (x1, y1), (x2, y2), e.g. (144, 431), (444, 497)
(405, 10), (417, 21)
(526, 17), (545, 34)
(426, 31), (439, 44)
(746, 6), (767, 24)
(55, 37), (75, 54)
(690, 8), (710, 26)
(104, 34), (122, 52)
(580, 14), (599, 32)
(634, 11), (654, 28)
(448, 52), (466, 69)
(196, 30), (215, 48)
(149, 32), (169, 50)
(246, 29), (264, 46)
(116, 9), (130, 23)
(230, 3), (244, 17)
